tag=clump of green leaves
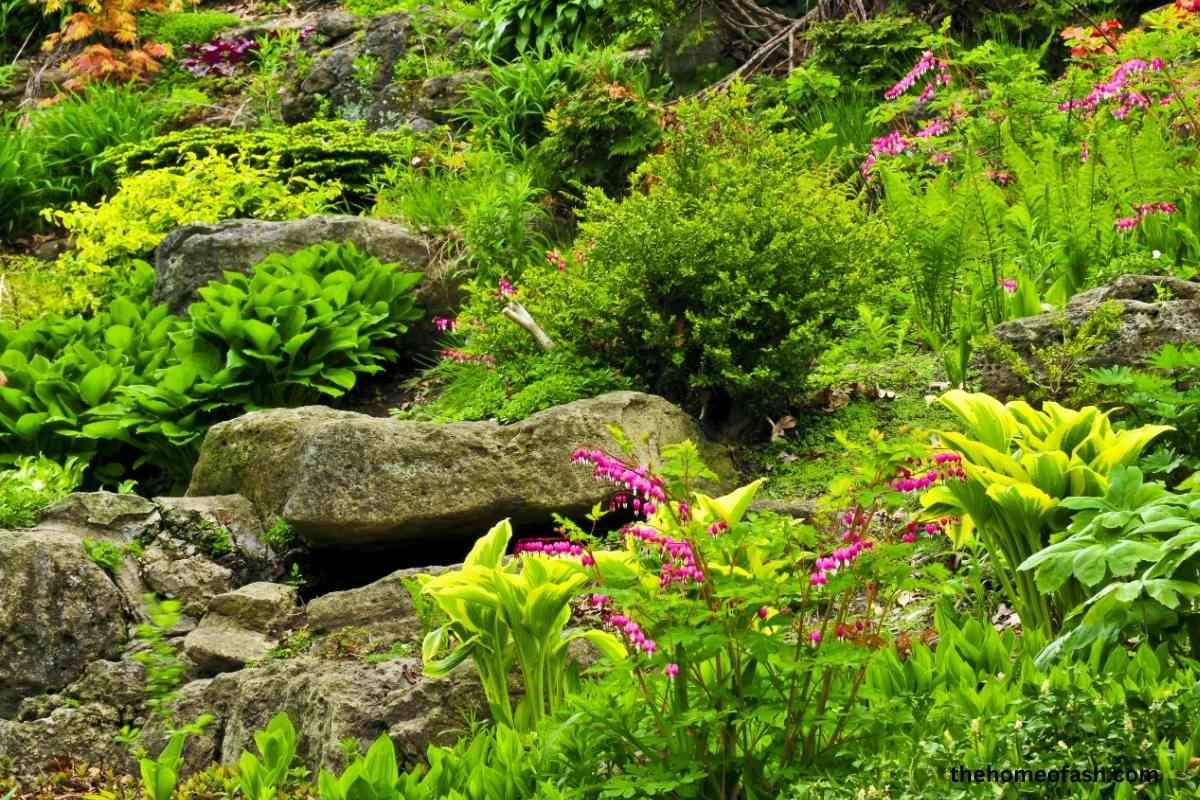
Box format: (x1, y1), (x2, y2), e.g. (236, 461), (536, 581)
(263, 518), (296, 552)
(1092, 343), (1200, 463)
(184, 241), (424, 407)
(82, 537), (125, 574)
(0, 455), (85, 528)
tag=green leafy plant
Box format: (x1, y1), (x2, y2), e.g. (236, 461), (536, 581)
(183, 241), (424, 406)
(922, 390), (1172, 633)
(236, 714), (300, 800)
(82, 537), (125, 575)
(0, 454), (85, 528)
(1023, 465), (1200, 664)
(1092, 343), (1200, 463)
(263, 518), (296, 552)
(140, 716), (214, 800)
(133, 594), (187, 724)
(420, 518), (625, 731)
(476, 0), (656, 56)
(24, 84), (178, 207)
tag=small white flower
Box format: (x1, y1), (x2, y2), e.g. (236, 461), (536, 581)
(1013, 719), (1024, 731)
(1152, 250), (1162, 259)
(31, 479), (45, 491)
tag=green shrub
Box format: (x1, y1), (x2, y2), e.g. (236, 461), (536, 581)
(138, 9), (241, 46)
(459, 86), (896, 414)
(0, 455), (85, 528)
(101, 120), (420, 212)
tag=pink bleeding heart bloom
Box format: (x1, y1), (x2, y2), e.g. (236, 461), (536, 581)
(665, 662), (679, 679)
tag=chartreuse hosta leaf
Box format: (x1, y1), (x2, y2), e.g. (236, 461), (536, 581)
(692, 478), (766, 528)
(926, 391), (1172, 634)
(421, 518), (624, 732)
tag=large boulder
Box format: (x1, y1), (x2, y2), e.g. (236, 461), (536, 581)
(975, 274), (1200, 400)
(187, 392), (736, 548)
(152, 215), (438, 314)
(0, 529), (129, 718)
(149, 656), (491, 773)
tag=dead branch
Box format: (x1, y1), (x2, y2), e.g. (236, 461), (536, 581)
(502, 301), (556, 352)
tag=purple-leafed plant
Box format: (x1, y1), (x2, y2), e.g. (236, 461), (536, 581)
(180, 36), (259, 78)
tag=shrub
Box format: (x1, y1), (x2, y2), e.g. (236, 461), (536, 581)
(101, 120), (421, 212)
(0, 455), (85, 528)
(137, 9), (240, 47)
(460, 87), (896, 415)
(47, 151), (340, 310)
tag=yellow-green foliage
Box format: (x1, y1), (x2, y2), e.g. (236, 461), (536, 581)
(922, 390), (1171, 633)
(45, 152), (341, 310)
(0, 255), (91, 323)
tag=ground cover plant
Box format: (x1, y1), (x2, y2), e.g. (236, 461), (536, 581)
(6, 0), (1200, 797)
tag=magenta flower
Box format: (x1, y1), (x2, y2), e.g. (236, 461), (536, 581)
(914, 118), (950, 139)
(665, 662), (679, 679)
(432, 316), (456, 332)
(809, 630), (822, 645)
(885, 50), (951, 102)
(440, 349), (495, 368)
(757, 607), (769, 619)
(1000, 278), (1018, 295)
(497, 276), (515, 298)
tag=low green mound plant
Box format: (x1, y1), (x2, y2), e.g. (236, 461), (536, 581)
(397, 351), (631, 423)
(101, 121), (421, 212)
(138, 9), (240, 47)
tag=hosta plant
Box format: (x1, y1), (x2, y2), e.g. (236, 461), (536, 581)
(922, 390), (1172, 633)
(185, 242), (424, 407)
(419, 518), (625, 731)
(1022, 466), (1200, 664)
